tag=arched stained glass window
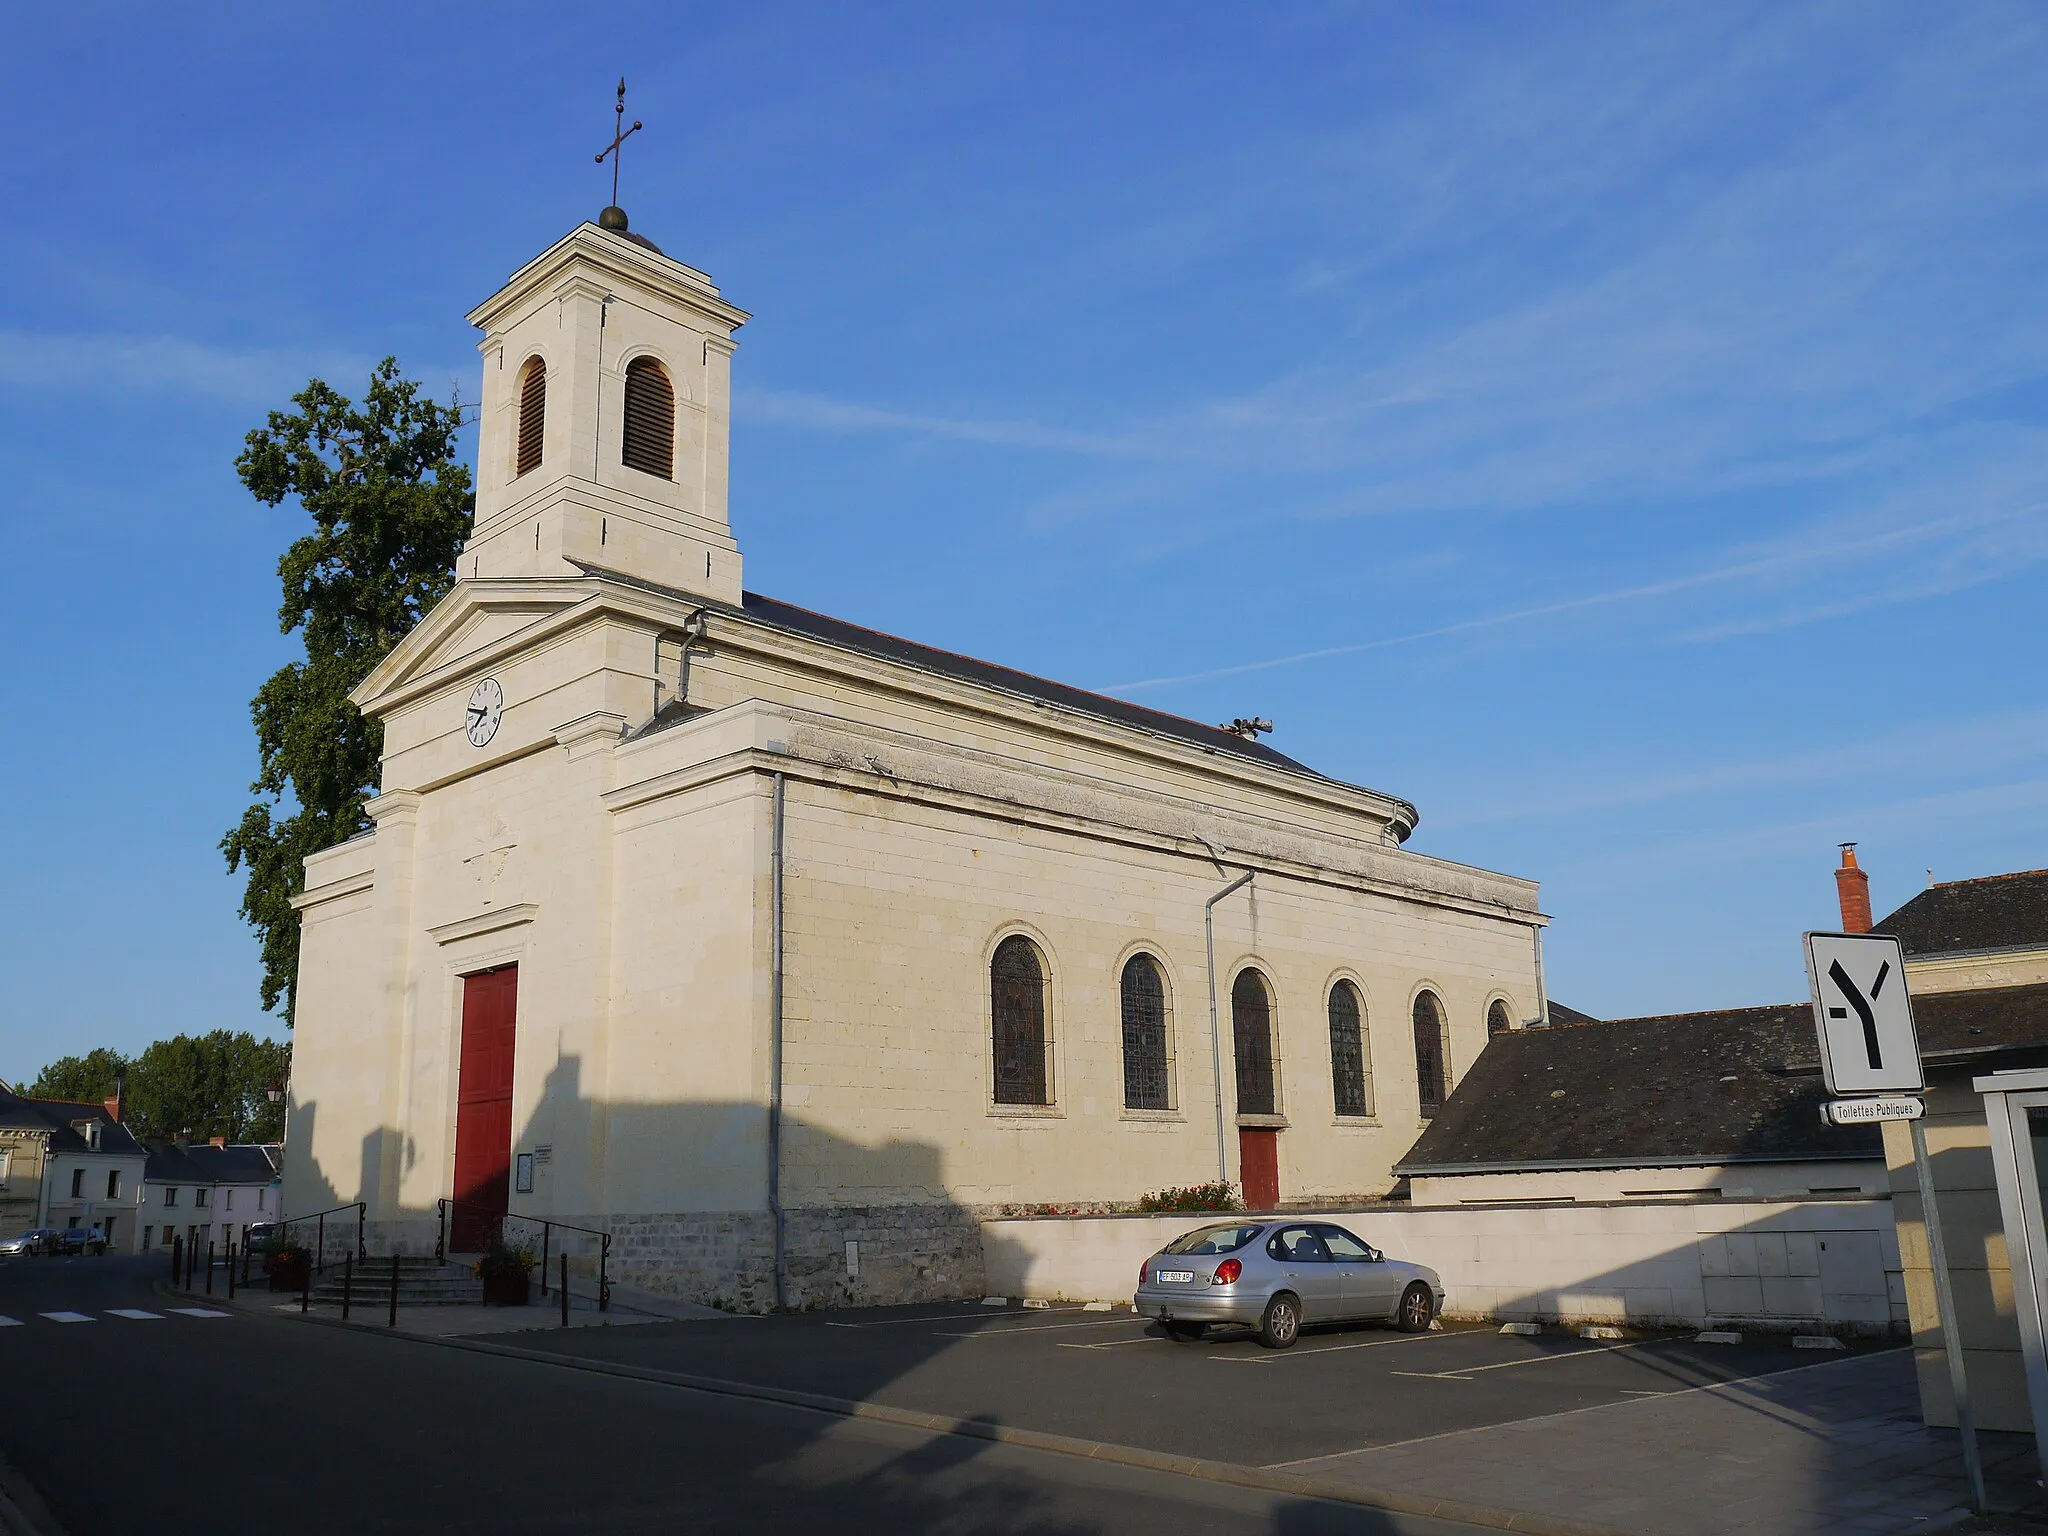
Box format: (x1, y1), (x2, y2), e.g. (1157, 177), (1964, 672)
(992, 936), (1050, 1105)
(1120, 954), (1170, 1110)
(515, 356), (546, 477)
(1413, 990), (1449, 1117)
(1232, 968), (1277, 1116)
(1329, 980), (1372, 1117)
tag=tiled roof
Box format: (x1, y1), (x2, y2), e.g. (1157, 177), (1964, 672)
(1876, 870), (2048, 956)
(585, 565), (1418, 826)
(0, 1092), (146, 1157)
(142, 1142), (281, 1186)
(1395, 1005), (1879, 1175)
(1545, 1001), (1601, 1026)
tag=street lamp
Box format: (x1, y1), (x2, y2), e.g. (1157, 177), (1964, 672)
(264, 1083), (284, 1105)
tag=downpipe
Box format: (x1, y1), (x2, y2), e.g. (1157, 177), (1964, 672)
(1204, 871), (1255, 1185)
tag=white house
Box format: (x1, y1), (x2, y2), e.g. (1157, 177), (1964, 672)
(0, 1090), (149, 1251)
(139, 1141), (283, 1256)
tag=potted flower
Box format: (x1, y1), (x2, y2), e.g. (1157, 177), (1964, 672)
(474, 1243), (535, 1306)
(265, 1239), (312, 1292)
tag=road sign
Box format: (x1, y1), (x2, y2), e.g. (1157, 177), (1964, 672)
(1821, 1095), (1924, 1125)
(1805, 931), (1924, 1096)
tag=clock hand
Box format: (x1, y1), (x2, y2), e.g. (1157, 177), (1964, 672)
(468, 707), (487, 721)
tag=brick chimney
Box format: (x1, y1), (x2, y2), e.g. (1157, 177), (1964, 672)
(102, 1066), (125, 1123)
(208, 1136), (226, 1148)
(1836, 843), (1873, 933)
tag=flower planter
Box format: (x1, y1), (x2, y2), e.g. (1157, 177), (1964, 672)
(268, 1257), (310, 1292)
(481, 1269), (531, 1306)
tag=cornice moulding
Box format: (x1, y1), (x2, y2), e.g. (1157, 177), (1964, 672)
(428, 903), (540, 946)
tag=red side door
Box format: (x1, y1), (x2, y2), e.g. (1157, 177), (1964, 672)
(452, 964), (518, 1252)
(1238, 1128), (1280, 1211)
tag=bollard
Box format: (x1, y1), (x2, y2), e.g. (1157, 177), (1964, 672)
(389, 1252), (400, 1328)
(171, 1235), (182, 1286)
(205, 1241), (215, 1295)
(227, 1241), (236, 1300)
(300, 1257), (310, 1314)
(341, 1252), (353, 1321)
(560, 1253), (569, 1328)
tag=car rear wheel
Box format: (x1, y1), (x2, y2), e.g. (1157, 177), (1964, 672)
(1257, 1292), (1301, 1349)
(1398, 1282), (1434, 1333)
(1163, 1321), (1206, 1342)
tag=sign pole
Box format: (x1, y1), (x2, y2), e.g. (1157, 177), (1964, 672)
(1911, 1115), (1986, 1513)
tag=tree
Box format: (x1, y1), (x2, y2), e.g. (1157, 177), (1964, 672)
(24, 1047), (131, 1106)
(221, 360), (473, 1022)
(22, 1034), (291, 1142)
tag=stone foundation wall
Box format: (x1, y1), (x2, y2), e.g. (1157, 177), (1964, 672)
(612, 1204), (986, 1312)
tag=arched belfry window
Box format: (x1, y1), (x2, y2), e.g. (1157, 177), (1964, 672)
(1231, 968), (1277, 1116)
(1487, 1000), (1513, 1038)
(515, 356), (546, 477)
(1120, 954), (1170, 1111)
(991, 936), (1050, 1105)
(1329, 980), (1372, 1117)
(621, 357), (675, 478)
(1413, 990), (1449, 1117)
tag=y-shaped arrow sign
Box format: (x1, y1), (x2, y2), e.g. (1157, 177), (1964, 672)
(1827, 958), (1890, 1070)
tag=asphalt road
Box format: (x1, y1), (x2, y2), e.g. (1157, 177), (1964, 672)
(0, 1256), (1514, 1536)
(500, 1298), (1904, 1470)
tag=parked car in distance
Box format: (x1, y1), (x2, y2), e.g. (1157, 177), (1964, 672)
(55, 1226), (106, 1257)
(243, 1221), (276, 1249)
(1134, 1219), (1445, 1349)
(0, 1228), (58, 1257)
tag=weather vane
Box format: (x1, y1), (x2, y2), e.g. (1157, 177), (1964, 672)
(596, 77), (643, 214)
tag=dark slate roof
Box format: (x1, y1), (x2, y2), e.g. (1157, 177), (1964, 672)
(1395, 1005), (1879, 1175)
(1545, 1001), (1601, 1027)
(1773, 982), (2048, 1071)
(1875, 870), (2048, 956)
(0, 1092), (146, 1157)
(142, 1142), (281, 1186)
(582, 566), (1415, 823)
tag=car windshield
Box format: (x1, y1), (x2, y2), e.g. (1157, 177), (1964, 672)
(1161, 1223), (1264, 1256)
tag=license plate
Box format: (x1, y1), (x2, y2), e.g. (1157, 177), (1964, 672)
(1156, 1269), (1195, 1283)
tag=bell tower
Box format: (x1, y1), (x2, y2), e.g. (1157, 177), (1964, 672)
(462, 210), (750, 603)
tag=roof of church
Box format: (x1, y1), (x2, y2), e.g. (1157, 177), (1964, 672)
(1394, 1005), (1880, 1175)
(1875, 869), (2048, 956)
(1544, 1000), (1601, 1026)
(586, 565), (1394, 798)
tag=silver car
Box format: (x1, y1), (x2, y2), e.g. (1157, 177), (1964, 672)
(1134, 1219), (1444, 1348)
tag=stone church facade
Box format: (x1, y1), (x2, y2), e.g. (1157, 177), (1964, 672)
(283, 211), (1546, 1308)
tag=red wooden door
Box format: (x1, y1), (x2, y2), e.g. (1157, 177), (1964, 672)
(452, 965), (518, 1252)
(1238, 1128), (1280, 1212)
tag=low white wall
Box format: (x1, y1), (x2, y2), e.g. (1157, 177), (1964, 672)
(981, 1197), (1905, 1333)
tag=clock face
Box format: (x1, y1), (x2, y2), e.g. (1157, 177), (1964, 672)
(465, 678), (504, 747)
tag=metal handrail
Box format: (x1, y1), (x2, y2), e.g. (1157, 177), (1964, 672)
(276, 1201), (367, 1273)
(435, 1197), (611, 1312)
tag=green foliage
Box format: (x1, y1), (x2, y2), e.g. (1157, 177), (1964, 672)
(1136, 1181), (1241, 1213)
(22, 1032), (290, 1143)
(222, 360), (473, 1021)
(474, 1244), (536, 1281)
(24, 1047), (130, 1106)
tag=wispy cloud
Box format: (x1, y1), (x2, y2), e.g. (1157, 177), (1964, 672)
(0, 330), (382, 404)
(739, 385), (1168, 459)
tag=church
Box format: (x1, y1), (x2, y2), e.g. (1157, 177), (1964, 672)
(282, 203), (1548, 1308)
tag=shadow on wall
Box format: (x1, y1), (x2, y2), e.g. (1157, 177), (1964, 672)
(284, 1054), (1026, 1311)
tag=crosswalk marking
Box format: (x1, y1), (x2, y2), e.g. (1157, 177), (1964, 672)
(41, 1312), (93, 1323)
(0, 1316), (19, 1327)
(166, 1307), (229, 1319)
(108, 1309), (163, 1320)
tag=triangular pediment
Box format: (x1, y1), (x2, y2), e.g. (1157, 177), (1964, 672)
(350, 575), (606, 717)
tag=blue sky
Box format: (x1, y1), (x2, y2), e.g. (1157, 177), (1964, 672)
(2, 3), (2046, 1084)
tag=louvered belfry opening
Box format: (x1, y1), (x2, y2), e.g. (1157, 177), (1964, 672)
(621, 357), (675, 478)
(515, 357), (546, 477)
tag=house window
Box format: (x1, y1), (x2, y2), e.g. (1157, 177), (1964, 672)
(1120, 954), (1171, 1110)
(1328, 980), (1373, 1117)
(1413, 990), (1449, 1117)
(70, 1169), (84, 1198)
(621, 357), (675, 478)
(1231, 968), (1278, 1116)
(991, 935), (1051, 1105)
(1487, 1000), (1513, 1037)
(195, 1187), (210, 1208)
(106, 1170), (120, 1199)
(164, 1187), (179, 1208)
(226, 1189), (235, 1211)
(515, 356), (546, 476)
(0, 1149), (10, 1188)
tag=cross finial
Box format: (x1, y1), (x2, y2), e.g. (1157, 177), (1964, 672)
(595, 77), (643, 227)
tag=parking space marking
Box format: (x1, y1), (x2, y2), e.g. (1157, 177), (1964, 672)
(824, 1309), (1029, 1328)
(939, 1316), (1146, 1337)
(1261, 1347), (1902, 1470)
(1396, 1338), (1661, 1380)
(1057, 1334), (1172, 1350)
(1208, 1329), (1472, 1364)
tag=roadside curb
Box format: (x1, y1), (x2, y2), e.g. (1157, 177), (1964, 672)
(222, 1287), (1635, 1536)
(0, 1446), (67, 1536)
